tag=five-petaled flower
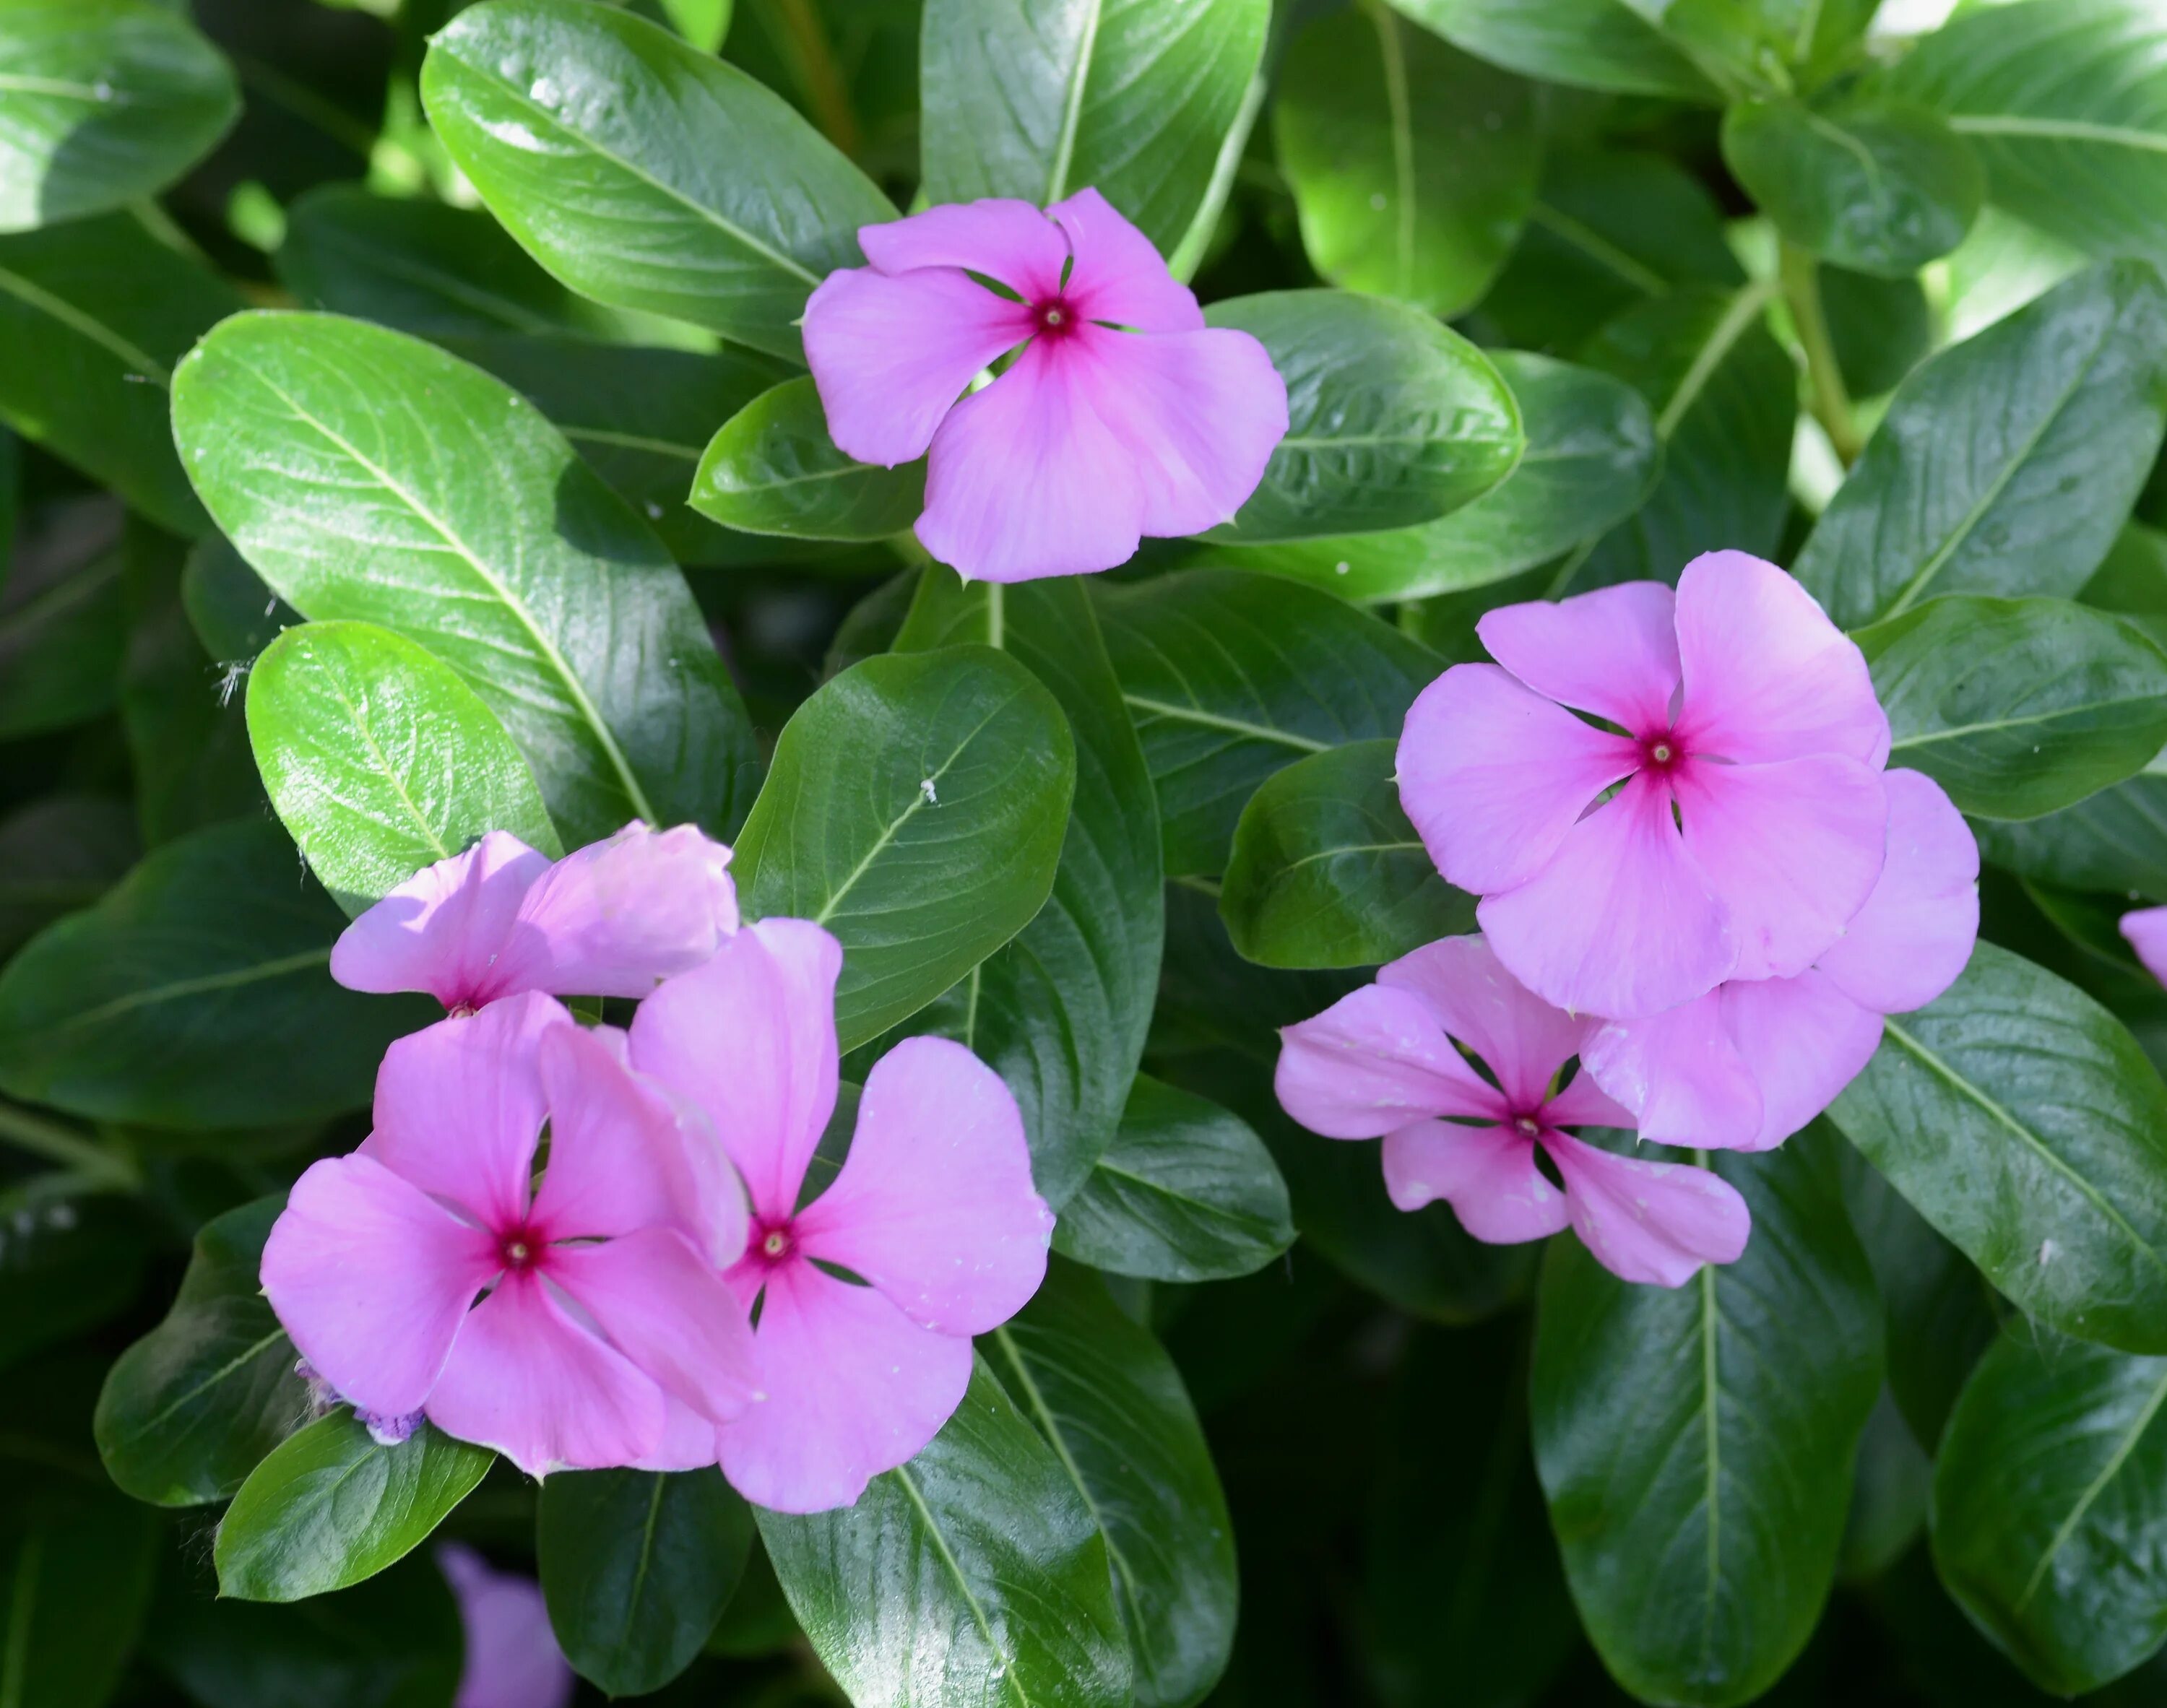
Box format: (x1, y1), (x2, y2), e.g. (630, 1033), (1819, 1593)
(802, 188), (1289, 583)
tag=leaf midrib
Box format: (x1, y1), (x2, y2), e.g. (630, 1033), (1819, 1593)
(893, 1462), (1034, 1708)
(1888, 690), (2167, 749)
(0, 260), (168, 383)
(22, 948), (332, 1042)
(2014, 1364), (2167, 1613)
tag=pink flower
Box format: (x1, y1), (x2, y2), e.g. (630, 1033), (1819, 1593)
(2122, 905), (2167, 986)
(1396, 551), (1893, 1019)
(331, 824), (739, 1013)
(801, 189), (1289, 583)
(438, 1545), (574, 1708)
(1582, 771), (1980, 1151)
(626, 919), (1053, 1512)
(261, 993), (758, 1477)
(1275, 936), (1750, 1288)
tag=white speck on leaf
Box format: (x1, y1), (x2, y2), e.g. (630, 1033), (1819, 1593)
(920, 778), (939, 805)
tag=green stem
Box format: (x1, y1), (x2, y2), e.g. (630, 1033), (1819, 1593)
(0, 1101), (137, 1188)
(1780, 240), (1861, 466)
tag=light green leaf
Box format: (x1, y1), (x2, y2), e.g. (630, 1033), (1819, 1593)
(691, 376), (925, 542)
(1382, 0), (1718, 102)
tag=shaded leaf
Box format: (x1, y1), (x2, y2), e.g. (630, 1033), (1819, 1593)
(691, 376), (925, 542)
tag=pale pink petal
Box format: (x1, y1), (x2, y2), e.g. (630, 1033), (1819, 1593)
(1542, 1132), (1750, 1287)
(1672, 550), (1890, 766)
(1541, 1070), (1640, 1132)
(1476, 582), (1682, 734)
(361, 992), (562, 1232)
(1817, 769), (1981, 1015)
(545, 1229), (760, 1423)
(2124, 906), (2167, 989)
(1275, 984), (1510, 1140)
(424, 1270), (665, 1477)
(439, 1546), (575, 1708)
(628, 919), (842, 1224)
(716, 1262), (973, 1514)
(1063, 324), (1288, 536)
(261, 1155), (499, 1418)
(1581, 994), (1763, 1151)
(329, 831), (550, 1008)
(916, 337), (1146, 581)
(1396, 663), (1640, 896)
(1676, 754), (1887, 982)
(630, 1399), (724, 1473)
(1380, 1120), (1570, 1243)
(1377, 935), (1586, 1111)
(1048, 187), (1205, 332)
(484, 823), (740, 1002)
(857, 200), (1069, 300)
(1479, 773), (1736, 1020)
(803, 266), (1037, 467)
(1721, 970), (1885, 1149)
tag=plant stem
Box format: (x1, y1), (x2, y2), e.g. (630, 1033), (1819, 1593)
(766, 0), (860, 160)
(0, 1101), (138, 1188)
(1780, 239), (1861, 466)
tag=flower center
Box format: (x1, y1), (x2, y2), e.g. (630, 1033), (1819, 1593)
(1514, 1114), (1541, 1139)
(498, 1226), (541, 1270)
(1034, 298), (1076, 338)
(1640, 734), (1679, 772)
(753, 1219), (796, 1265)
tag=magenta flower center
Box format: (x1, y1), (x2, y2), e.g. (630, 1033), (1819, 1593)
(1034, 297), (1076, 339)
(751, 1219), (797, 1266)
(1513, 1112), (1541, 1139)
(1640, 733), (1680, 773)
(498, 1226), (542, 1271)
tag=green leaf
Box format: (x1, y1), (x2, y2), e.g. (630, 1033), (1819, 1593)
(1795, 260), (2167, 630)
(1274, 8), (1537, 317)
(95, 1195), (305, 1508)
(181, 536), (299, 664)
(0, 522), (126, 740)
(171, 311), (757, 845)
(1220, 738), (1471, 970)
(0, 212), (242, 534)
(246, 621), (563, 917)
(1881, 0), (2167, 277)
(0, 1473), (159, 1708)
(537, 1467), (753, 1697)
(1383, 0), (1718, 102)
(1858, 597), (2167, 820)
(1932, 1327), (2167, 1695)
(0, 1194), (148, 1375)
(1052, 1074), (1294, 1283)
(1094, 568), (1441, 875)
(1830, 942), (2167, 1355)
(1722, 97), (1983, 278)
(0, 0), (237, 233)
(735, 646), (1076, 1052)
(1841, 1388), (1933, 1585)
(1201, 290), (1523, 543)
(986, 1259), (1237, 1708)
(1531, 1132), (1885, 1708)
(919, 0), (1269, 260)
(0, 819), (431, 1127)
(215, 1416), (495, 1603)
(1975, 775), (2167, 903)
(421, 0), (894, 363)
(1220, 352), (1660, 603)
(0, 797), (136, 961)
(758, 1358), (1133, 1708)
(1823, 264), (1934, 398)
(691, 376), (925, 542)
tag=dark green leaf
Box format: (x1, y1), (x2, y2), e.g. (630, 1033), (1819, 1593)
(1975, 774), (2167, 903)
(181, 536), (299, 664)
(0, 1472), (158, 1708)
(0, 797), (135, 960)
(1383, 0), (1718, 102)
(1823, 265), (1934, 398)
(0, 517), (125, 740)
(691, 376), (925, 542)
(1841, 1388), (1932, 1585)
(0, 1192), (147, 1375)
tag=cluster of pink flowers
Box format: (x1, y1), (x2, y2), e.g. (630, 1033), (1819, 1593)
(1277, 552), (1982, 1286)
(262, 824), (1052, 1512)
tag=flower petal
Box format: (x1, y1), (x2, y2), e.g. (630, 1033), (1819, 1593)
(329, 831), (550, 1009)
(1817, 769), (1980, 1015)
(1677, 753), (1887, 982)
(1542, 1133), (1751, 1287)
(546, 1228), (760, 1423)
(1581, 993), (1764, 1151)
(803, 265), (1037, 467)
(2125, 905), (2167, 989)
(439, 1546), (576, 1708)
(1396, 663), (1640, 896)
(1476, 581), (1682, 734)
(425, 1270), (666, 1477)
(916, 337), (1146, 581)
(1276, 984), (1510, 1139)
(1377, 935), (1588, 1111)
(792, 1036), (1050, 1334)
(1380, 1121), (1570, 1243)
(1479, 773), (1736, 1019)
(1672, 550), (1890, 766)
(261, 1155), (499, 1418)
(856, 199), (1070, 299)
(628, 919), (842, 1225)
(630, 1398), (724, 1473)
(716, 1262), (973, 1514)
(362, 992), (563, 1231)
(1720, 969), (1885, 1150)
(1048, 187), (1206, 332)
(1541, 1070), (1638, 1132)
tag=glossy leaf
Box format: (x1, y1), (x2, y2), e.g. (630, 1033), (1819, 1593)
(537, 1467), (753, 1696)
(0, 1473), (159, 1708)
(734, 645), (1076, 1052)
(0, 796), (136, 961)
(95, 1195), (305, 1508)
(246, 620), (563, 917)
(421, 0), (893, 363)
(758, 1358), (1133, 1708)
(1052, 1073), (1294, 1283)
(691, 376), (925, 542)
(1275, 9), (1537, 317)
(1830, 943), (2167, 1355)
(215, 1416), (496, 1603)
(1795, 261), (2167, 630)
(0, 819), (430, 1127)
(171, 311), (756, 844)
(1094, 568), (1441, 875)
(1532, 1132), (1885, 1708)
(1383, 0), (1716, 102)
(919, 0), (1269, 259)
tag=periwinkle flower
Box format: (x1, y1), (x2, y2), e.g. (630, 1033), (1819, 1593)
(438, 1544), (574, 1708)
